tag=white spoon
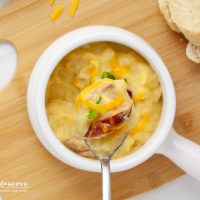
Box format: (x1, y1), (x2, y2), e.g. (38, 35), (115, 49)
(84, 131), (129, 200)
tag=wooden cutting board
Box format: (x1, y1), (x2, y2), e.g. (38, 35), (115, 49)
(0, 0), (200, 199)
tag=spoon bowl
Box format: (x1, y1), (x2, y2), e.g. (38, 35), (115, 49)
(83, 131), (129, 200)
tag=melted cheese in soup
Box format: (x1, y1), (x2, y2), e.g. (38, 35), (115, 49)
(45, 42), (162, 159)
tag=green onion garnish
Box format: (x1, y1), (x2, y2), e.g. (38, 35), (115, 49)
(87, 110), (97, 120)
(101, 71), (115, 80)
(96, 96), (102, 104)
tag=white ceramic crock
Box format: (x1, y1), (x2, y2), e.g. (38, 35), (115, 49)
(27, 26), (200, 181)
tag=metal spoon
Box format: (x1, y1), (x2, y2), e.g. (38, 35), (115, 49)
(83, 131), (128, 200)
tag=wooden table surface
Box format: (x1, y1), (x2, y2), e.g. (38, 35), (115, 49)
(0, 0), (200, 199)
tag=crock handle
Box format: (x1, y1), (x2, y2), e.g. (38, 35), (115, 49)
(157, 128), (200, 182)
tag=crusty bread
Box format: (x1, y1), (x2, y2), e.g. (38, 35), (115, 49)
(158, 0), (180, 32)
(158, 0), (200, 63)
(169, 0), (200, 46)
(186, 43), (200, 63)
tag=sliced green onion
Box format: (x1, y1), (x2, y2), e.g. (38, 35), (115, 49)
(87, 110), (97, 120)
(101, 71), (115, 80)
(96, 96), (102, 104)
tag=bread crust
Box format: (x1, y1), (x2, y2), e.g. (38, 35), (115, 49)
(158, 0), (180, 32)
(169, 0), (200, 45)
(158, 0), (200, 63)
(186, 43), (200, 63)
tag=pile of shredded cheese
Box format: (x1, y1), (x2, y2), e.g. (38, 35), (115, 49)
(50, 0), (79, 22)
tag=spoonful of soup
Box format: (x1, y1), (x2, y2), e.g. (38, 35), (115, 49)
(76, 77), (133, 200)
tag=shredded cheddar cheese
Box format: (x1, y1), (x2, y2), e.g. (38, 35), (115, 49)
(105, 124), (128, 142)
(75, 79), (113, 109)
(69, 0), (79, 17)
(129, 114), (149, 135)
(75, 79), (126, 113)
(87, 65), (99, 82)
(81, 96), (125, 114)
(133, 93), (145, 102)
(110, 56), (130, 79)
(51, 5), (63, 22)
(49, 0), (55, 6)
